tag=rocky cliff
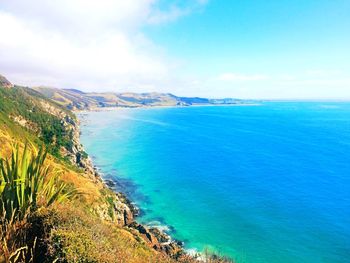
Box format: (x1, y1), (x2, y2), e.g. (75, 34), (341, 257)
(0, 74), (13, 89)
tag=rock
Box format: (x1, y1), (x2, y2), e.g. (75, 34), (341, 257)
(149, 227), (171, 243)
(123, 208), (133, 225)
(129, 222), (158, 244)
(127, 222), (185, 259)
(116, 192), (140, 217)
(105, 179), (116, 188)
(0, 74), (13, 88)
(161, 241), (183, 258)
(94, 194), (134, 226)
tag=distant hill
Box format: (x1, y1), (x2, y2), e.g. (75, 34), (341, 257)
(33, 86), (249, 110)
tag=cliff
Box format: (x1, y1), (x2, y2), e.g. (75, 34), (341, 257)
(0, 74), (13, 89)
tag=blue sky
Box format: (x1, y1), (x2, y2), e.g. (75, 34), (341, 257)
(0, 0), (349, 99)
(145, 0), (350, 98)
(148, 0), (350, 74)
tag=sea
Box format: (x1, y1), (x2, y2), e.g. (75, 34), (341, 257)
(79, 102), (350, 263)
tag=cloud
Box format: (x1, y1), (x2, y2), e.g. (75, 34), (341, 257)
(0, 0), (208, 91)
(218, 73), (270, 81)
(147, 5), (192, 25)
(147, 0), (208, 24)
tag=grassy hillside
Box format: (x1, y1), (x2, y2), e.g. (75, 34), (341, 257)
(0, 85), (75, 158)
(0, 75), (232, 262)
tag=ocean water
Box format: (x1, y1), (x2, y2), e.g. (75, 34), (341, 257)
(79, 102), (350, 263)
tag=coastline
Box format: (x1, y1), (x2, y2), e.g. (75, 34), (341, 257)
(75, 114), (194, 260)
(55, 101), (350, 263)
(75, 106), (241, 262)
(73, 102), (261, 113)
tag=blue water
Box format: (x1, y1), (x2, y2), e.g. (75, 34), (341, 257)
(79, 102), (350, 263)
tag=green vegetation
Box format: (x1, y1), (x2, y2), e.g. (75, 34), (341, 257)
(0, 145), (77, 262)
(0, 86), (75, 158)
(0, 145), (75, 221)
(42, 204), (177, 263)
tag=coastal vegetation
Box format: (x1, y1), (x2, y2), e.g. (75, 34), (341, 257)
(0, 86), (74, 159)
(0, 144), (74, 220)
(0, 145), (76, 262)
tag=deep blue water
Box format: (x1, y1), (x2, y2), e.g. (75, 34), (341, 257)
(79, 102), (350, 263)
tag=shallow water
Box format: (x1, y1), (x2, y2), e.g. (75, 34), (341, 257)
(79, 102), (350, 263)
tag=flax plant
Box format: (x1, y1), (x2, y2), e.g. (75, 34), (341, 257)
(0, 144), (75, 221)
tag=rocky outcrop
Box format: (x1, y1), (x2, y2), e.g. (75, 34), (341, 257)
(0, 74), (13, 88)
(94, 195), (134, 226)
(39, 99), (98, 180)
(128, 222), (184, 259)
(12, 115), (39, 131)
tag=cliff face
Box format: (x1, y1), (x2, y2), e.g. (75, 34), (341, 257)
(0, 74), (13, 89)
(39, 101), (136, 226)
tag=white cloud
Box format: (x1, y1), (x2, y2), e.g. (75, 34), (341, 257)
(218, 73), (270, 82)
(0, 0), (208, 91)
(147, 0), (208, 24)
(147, 5), (191, 25)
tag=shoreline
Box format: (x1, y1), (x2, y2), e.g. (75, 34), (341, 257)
(88, 157), (193, 258)
(76, 107), (237, 262)
(76, 116), (197, 260)
(73, 102), (262, 113)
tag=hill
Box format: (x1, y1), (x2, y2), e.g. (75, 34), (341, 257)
(33, 86), (247, 110)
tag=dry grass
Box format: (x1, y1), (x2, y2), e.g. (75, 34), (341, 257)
(40, 204), (176, 263)
(59, 169), (102, 204)
(0, 210), (36, 263)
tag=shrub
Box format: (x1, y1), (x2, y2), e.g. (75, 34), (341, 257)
(0, 144), (78, 262)
(0, 144), (76, 220)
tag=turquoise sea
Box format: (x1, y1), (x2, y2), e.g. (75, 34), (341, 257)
(79, 102), (350, 263)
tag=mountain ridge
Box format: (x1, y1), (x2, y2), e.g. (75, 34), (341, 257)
(32, 86), (250, 110)
(1, 74), (252, 110)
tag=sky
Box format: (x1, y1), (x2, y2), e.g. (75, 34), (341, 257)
(0, 0), (349, 99)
